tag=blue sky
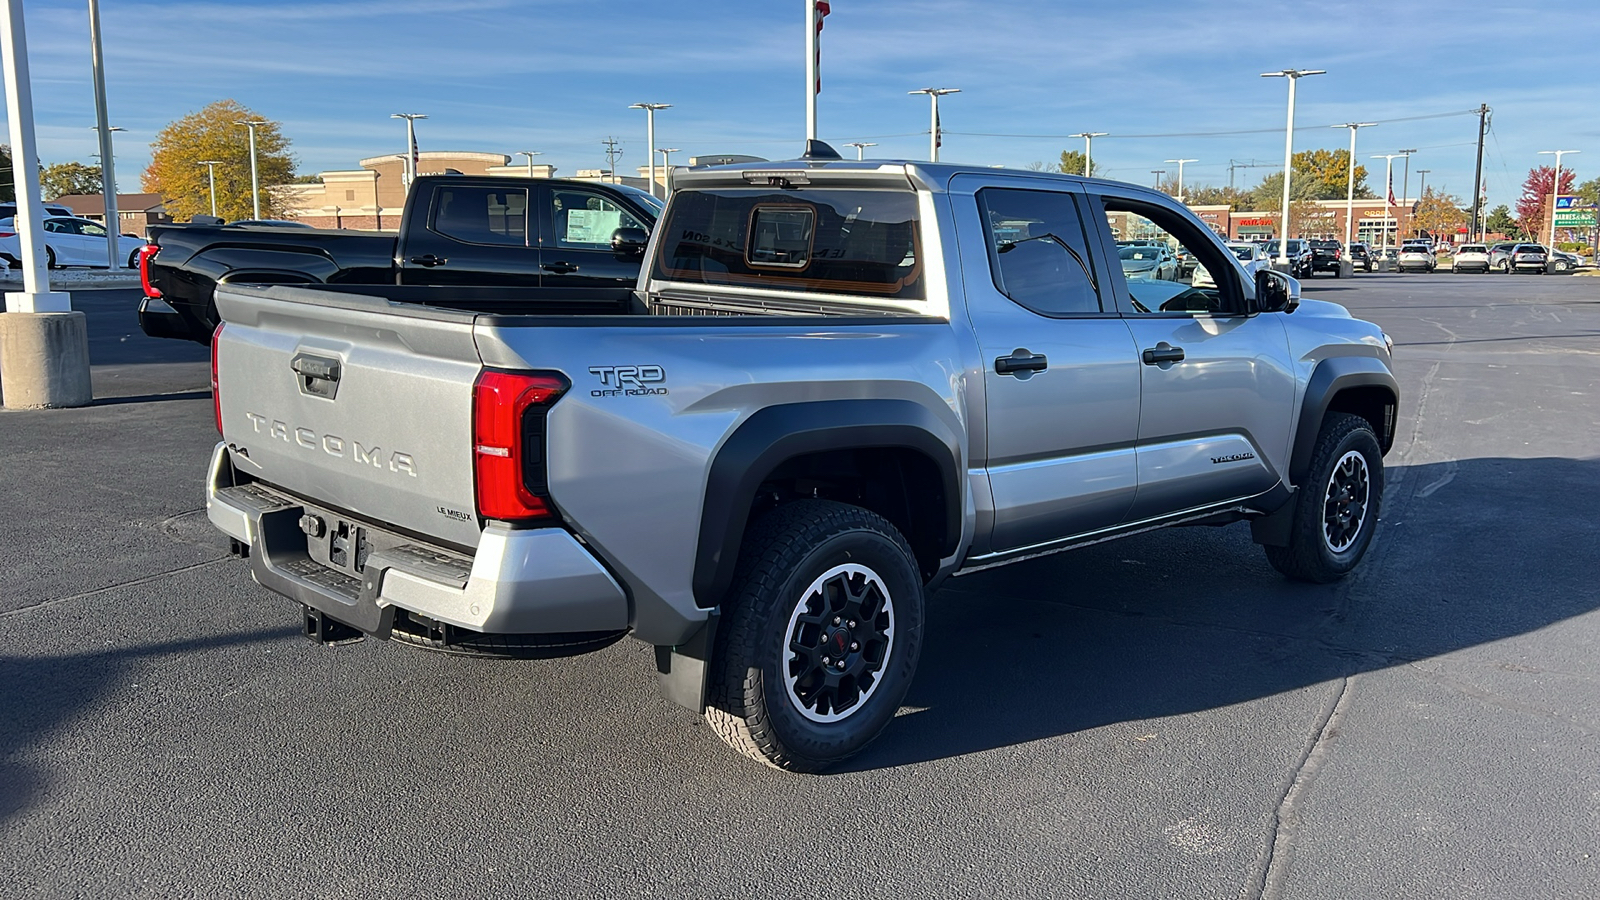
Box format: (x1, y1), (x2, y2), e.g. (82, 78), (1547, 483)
(12, 0), (1599, 208)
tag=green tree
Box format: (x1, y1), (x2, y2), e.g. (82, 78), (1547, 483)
(143, 99), (295, 221)
(1246, 149), (1375, 209)
(1182, 184), (1252, 208)
(1056, 149), (1101, 177)
(0, 144), (13, 202)
(1411, 188), (1467, 240)
(1573, 176), (1600, 211)
(40, 161), (103, 199)
(1485, 204), (1519, 238)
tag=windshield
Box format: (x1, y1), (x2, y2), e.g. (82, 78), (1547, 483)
(1119, 247), (1162, 261)
(1228, 246), (1254, 261)
(1459, 245), (1486, 253)
(610, 183), (664, 218)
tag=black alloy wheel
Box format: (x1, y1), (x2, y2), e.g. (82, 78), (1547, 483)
(1264, 412), (1384, 583)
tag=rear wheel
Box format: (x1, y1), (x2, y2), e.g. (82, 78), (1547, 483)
(705, 500), (925, 772)
(45, 247), (57, 269)
(1264, 413), (1384, 583)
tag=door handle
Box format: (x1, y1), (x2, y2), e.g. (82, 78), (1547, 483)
(1141, 342), (1186, 365)
(541, 261), (579, 274)
(995, 350), (1048, 377)
(407, 254), (447, 267)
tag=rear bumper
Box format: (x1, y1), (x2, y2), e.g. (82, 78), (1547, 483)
(204, 443), (630, 637)
(138, 295), (208, 343)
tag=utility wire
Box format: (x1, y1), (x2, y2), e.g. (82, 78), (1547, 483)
(942, 108), (1481, 141)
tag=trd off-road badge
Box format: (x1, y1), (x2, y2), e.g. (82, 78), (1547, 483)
(589, 365), (668, 397)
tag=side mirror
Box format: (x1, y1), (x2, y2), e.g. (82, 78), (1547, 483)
(1255, 268), (1300, 314)
(611, 227), (649, 257)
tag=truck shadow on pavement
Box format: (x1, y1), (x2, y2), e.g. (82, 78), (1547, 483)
(846, 456), (1600, 772)
(0, 627), (295, 822)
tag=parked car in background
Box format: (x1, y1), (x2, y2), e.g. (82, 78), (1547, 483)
(1349, 243), (1373, 272)
(1488, 242), (1518, 273)
(1397, 245), (1436, 273)
(1174, 246), (1199, 277)
(1451, 244), (1490, 274)
(1510, 243), (1548, 274)
(1193, 241), (1268, 288)
(1118, 243), (1179, 281)
(0, 201), (75, 220)
(1548, 248), (1584, 272)
(0, 215), (147, 269)
(1309, 239), (1344, 277)
(1262, 239), (1313, 278)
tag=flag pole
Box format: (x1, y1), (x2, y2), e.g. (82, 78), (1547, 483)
(805, 0), (818, 140)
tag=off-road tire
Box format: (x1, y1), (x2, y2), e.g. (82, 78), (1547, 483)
(705, 500), (924, 772)
(1264, 412), (1384, 583)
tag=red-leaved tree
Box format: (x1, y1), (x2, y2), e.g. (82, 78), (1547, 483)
(1515, 166), (1577, 241)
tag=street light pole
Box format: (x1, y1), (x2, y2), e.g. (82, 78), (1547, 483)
(87, 0), (123, 267)
(1539, 149), (1580, 251)
(199, 160), (222, 218)
(390, 113), (427, 188)
(1261, 68), (1325, 266)
(657, 148), (679, 194)
(1416, 169), (1430, 201)
(518, 150), (542, 178)
(629, 103), (672, 198)
(1371, 154), (1402, 250)
(235, 119), (267, 220)
(908, 88), (959, 162)
(1164, 158), (1197, 202)
(845, 141), (877, 160)
(1150, 169), (1166, 188)
(1071, 132), (1107, 176)
(1397, 148), (1416, 210)
(1333, 123), (1376, 252)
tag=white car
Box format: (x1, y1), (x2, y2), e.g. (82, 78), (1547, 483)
(1451, 243), (1490, 274)
(0, 215), (147, 269)
(1397, 246), (1436, 273)
(1193, 241), (1268, 288)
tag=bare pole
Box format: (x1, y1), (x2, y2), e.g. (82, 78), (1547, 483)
(1151, 169), (1165, 188)
(805, 0), (818, 140)
(518, 150), (542, 178)
(845, 141), (877, 160)
(390, 113), (427, 189)
(1334, 123), (1375, 251)
(235, 120), (266, 220)
(1164, 158), (1197, 202)
(87, 0), (121, 266)
(908, 88), (959, 162)
(601, 137), (622, 184)
(1470, 105), (1490, 240)
(629, 103), (671, 198)
(199, 159), (222, 218)
(1070, 132), (1106, 176)
(1, 0), (68, 310)
(1372, 154), (1401, 249)
(1262, 68), (1325, 265)
(657, 148), (679, 194)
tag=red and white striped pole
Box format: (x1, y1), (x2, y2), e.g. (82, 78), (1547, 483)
(805, 0), (830, 140)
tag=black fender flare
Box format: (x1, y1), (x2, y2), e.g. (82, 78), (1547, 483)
(692, 399), (963, 609)
(1288, 356), (1399, 487)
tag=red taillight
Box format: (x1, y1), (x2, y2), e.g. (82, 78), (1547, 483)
(211, 322), (224, 434)
(472, 369), (569, 522)
(0, 230), (14, 238)
(138, 244), (161, 298)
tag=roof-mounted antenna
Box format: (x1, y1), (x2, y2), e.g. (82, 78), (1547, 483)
(801, 139), (843, 160)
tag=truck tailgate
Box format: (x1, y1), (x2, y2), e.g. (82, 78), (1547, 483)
(214, 284), (484, 549)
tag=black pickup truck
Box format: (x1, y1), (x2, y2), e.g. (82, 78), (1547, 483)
(138, 175), (663, 343)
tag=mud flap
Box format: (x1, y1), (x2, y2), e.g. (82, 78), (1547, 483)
(654, 612), (718, 712)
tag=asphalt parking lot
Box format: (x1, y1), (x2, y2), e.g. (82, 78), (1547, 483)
(2, 276), (1597, 899)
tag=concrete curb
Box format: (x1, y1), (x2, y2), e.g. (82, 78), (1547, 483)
(0, 270), (141, 290)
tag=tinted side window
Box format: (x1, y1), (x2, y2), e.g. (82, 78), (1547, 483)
(1101, 197), (1241, 316)
(977, 188), (1101, 315)
(432, 186), (528, 246)
(550, 188), (648, 250)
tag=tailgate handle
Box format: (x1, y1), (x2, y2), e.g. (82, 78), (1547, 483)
(290, 353), (342, 399)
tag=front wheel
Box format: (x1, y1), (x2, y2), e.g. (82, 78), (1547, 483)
(705, 500), (925, 772)
(1264, 413), (1384, 583)
(45, 247), (58, 269)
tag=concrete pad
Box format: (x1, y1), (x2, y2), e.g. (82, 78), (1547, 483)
(0, 311), (94, 409)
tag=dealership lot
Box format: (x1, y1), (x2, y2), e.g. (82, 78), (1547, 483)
(2, 276), (1596, 899)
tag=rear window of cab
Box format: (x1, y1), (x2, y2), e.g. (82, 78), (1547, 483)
(651, 189), (924, 300)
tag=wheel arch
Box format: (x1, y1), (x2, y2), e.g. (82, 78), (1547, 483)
(1289, 357), (1399, 487)
(693, 399), (963, 609)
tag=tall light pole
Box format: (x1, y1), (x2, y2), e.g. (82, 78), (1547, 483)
(390, 113), (427, 188)
(1261, 68), (1325, 265)
(908, 88), (959, 162)
(1150, 169), (1166, 188)
(1372, 154), (1403, 249)
(1397, 148), (1416, 208)
(1071, 132), (1107, 176)
(517, 150), (543, 177)
(1539, 149), (1580, 251)
(845, 141), (877, 160)
(1416, 169), (1430, 201)
(657, 148), (679, 194)
(87, 0), (123, 266)
(1333, 122), (1376, 252)
(236, 120), (267, 220)
(629, 103), (672, 198)
(1164, 158), (1197, 202)
(199, 160), (222, 218)
(2, 0), (72, 314)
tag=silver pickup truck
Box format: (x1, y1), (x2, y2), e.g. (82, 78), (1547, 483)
(206, 147), (1398, 771)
